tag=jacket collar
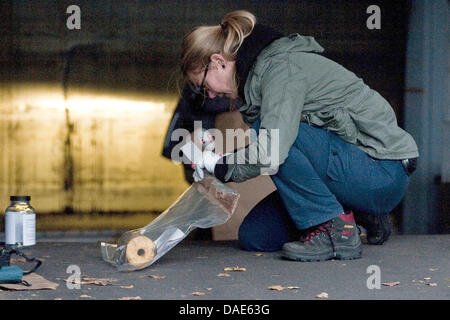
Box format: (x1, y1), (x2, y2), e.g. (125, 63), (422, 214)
(235, 24), (283, 100)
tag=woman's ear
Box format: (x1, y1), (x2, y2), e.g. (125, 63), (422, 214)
(210, 53), (226, 69)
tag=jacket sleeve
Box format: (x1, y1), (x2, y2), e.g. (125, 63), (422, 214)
(215, 56), (307, 182)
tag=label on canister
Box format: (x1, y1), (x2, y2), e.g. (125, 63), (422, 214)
(22, 213), (36, 246)
(5, 211), (23, 245)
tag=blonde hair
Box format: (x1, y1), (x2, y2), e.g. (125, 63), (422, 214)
(181, 10), (256, 77)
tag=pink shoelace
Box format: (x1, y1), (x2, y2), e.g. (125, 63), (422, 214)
(300, 222), (331, 242)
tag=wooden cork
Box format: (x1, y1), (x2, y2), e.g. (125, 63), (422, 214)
(125, 235), (157, 266)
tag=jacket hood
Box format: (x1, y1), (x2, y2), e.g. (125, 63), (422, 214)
(235, 25), (325, 101)
(260, 34), (325, 57)
(235, 24), (284, 99)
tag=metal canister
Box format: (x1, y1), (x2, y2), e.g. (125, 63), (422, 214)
(4, 196), (36, 247)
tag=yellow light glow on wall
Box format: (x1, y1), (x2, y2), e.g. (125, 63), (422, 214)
(8, 84), (169, 115)
(0, 83), (188, 214)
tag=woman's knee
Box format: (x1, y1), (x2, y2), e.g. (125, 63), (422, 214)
(238, 224), (262, 251)
(238, 193), (299, 252)
(238, 221), (286, 252)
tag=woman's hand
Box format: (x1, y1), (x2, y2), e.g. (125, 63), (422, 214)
(192, 150), (223, 182)
(192, 163), (205, 182)
(196, 129), (215, 151)
(192, 150), (231, 182)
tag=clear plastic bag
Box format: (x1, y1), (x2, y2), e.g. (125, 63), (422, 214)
(100, 175), (240, 272)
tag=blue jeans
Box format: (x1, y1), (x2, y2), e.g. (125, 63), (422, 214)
(238, 122), (410, 251)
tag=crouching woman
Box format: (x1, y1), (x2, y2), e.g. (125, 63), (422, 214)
(180, 10), (418, 261)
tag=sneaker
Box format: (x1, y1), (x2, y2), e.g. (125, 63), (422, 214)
(282, 211), (362, 262)
(354, 211), (392, 245)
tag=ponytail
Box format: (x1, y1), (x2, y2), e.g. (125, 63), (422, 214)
(220, 10), (256, 56)
(181, 10), (256, 75)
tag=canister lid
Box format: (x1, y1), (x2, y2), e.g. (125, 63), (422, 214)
(10, 196), (31, 201)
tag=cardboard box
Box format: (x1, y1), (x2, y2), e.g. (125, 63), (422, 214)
(212, 111), (277, 240)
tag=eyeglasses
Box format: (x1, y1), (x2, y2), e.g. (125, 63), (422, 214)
(199, 63), (209, 94)
(192, 64), (209, 108)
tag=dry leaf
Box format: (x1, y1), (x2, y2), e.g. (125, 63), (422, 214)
(119, 296), (141, 300)
(84, 277), (118, 285)
(254, 253), (263, 256)
(316, 292), (329, 299)
(427, 283), (437, 287)
(65, 276), (117, 286)
(268, 285), (300, 291)
(429, 268), (437, 271)
(268, 285), (285, 291)
(54, 298), (62, 300)
(191, 291), (206, 296)
(149, 275), (166, 279)
(120, 285), (134, 289)
(206, 288), (213, 291)
(217, 273), (231, 277)
(80, 294), (92, 298)
(423, 277), (431, 280)
(382, 282), (400, 287)
(224, 266), (246, 272)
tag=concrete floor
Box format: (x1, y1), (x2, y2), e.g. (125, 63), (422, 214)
(0, 235), (449, 301)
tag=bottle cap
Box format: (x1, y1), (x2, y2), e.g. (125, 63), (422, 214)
(10, 196), (31, 201)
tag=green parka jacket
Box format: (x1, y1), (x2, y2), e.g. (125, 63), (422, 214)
(220, 34), (419, 183)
